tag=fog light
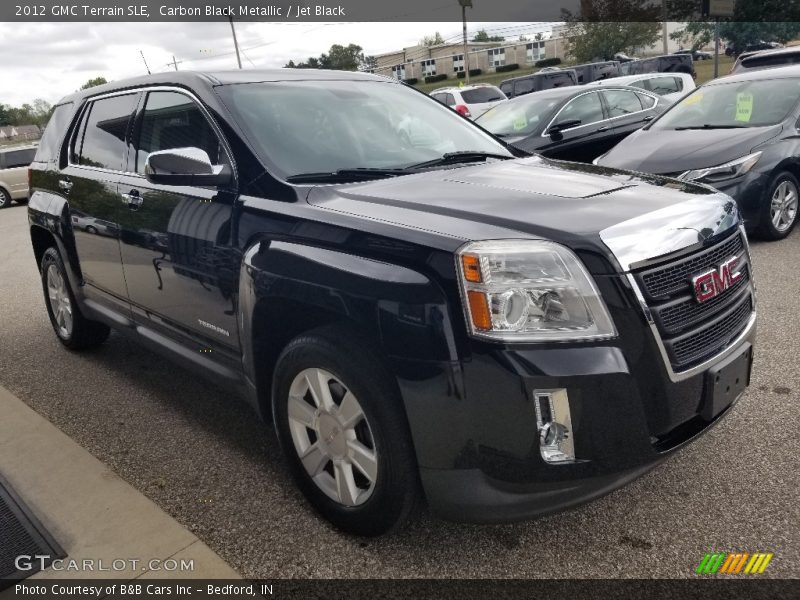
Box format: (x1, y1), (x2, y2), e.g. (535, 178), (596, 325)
(534, 389), (575, 464)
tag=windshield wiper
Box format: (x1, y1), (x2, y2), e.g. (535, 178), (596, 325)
(407, 151), (513, 170)
(286, 168), (408, 184)
(673, 124), (750, 130)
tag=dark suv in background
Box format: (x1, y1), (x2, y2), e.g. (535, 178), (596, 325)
(500, 69), (578, 98)
(28, 70), (756, 536)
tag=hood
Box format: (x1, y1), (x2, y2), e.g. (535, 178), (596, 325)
(306, 156), (728, 262)
(598, 124), (782, 174)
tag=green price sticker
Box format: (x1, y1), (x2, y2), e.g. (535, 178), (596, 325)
(736, 92), (754, 123)
(512, 113), (527, 131)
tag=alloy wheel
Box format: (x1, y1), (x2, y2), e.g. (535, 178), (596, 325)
(287, 368), (378, 507)
(771, 179), (799, 233)
(47, 264), (73, 337)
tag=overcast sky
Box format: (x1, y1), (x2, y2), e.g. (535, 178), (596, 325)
(0, 21), (554, 107)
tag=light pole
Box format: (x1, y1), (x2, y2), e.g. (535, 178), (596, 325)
(458, 0), (472, 84)
(229, 16), (243, 69)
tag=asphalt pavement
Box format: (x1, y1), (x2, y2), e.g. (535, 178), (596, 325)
(0, 202), (797, 579)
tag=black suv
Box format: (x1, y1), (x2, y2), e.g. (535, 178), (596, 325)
(29, 70), (756, 536)
(625, 54), (696, 78)
(500, 69), (578, 98)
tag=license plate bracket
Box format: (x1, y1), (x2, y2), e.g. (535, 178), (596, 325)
(702, 343), (753, 421)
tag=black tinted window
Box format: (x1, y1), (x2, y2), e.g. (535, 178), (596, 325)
(2, 148), (36, 169)
(647, 76), (682, 94)
(461, 88), (505, 103)
(76, 94), (137, 170)
(515, 79), (535, 95)
(135, 91), (221, 174)
(500, 83), (513, 96)
(547, 73), (576, 88)
(602, 89), (644, 117)
(35, 103), (73, 163)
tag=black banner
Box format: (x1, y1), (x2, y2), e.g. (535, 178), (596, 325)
(2, 579), (799, 600)
(2, 0), (799, 22)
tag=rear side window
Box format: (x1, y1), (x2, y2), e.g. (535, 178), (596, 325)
(35, 103), (73, 163)
(742, 53), (800, 70)
(548, 73), (576, 88)
(636, 92), (657, 108)
(461, 87), (505, 103)
(515, 79), (535, 95)
(647, 76), (682, 95)
(602, 89), (644, 117)
(135, 91), (221, 174)
(2, 148), (36, 169)
(74, 94), (138, 170)
(500, 82), (513, 96)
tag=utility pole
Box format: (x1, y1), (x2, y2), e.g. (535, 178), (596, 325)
(458, 0), (472, 84)
(139, 50), (151, 74)
(168, 55), (180, 71)
(229, 16), (243, 69)
(662, 0), (668, 54)
(713, 18), (720, 78)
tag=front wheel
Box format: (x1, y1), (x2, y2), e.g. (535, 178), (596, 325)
(757, 171), (799, 240)
(40, 247), (110, 350)
(272, 325), (420, 536)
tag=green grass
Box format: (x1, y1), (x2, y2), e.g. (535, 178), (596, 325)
(412, 54), (736, 94)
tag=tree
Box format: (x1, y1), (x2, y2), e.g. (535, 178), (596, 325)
(472, 29), (505, 42)
(0, 104), (9, 126)
(284, 44), (366, 71)
(674, 21), (800, 54)
(80, 77), (108, 90)
(563, 21), (661, 62)
(420, 32), (445, 47)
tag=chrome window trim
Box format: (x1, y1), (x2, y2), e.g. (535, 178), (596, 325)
(540, 88), (659, 137)
(67, 85), (236, 182)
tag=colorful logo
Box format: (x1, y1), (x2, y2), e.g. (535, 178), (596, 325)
(696, 552), (774, 575)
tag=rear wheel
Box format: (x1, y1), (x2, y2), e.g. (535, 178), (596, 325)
(40, 247), (110, 350)
(0, 188), (11, 208)
(272, 325), (420, 536)
(757, 171), (799, 240)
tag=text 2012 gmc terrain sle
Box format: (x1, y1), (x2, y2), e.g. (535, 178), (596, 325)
(28, 70), (756, 536)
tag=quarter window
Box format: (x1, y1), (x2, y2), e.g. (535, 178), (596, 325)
(74, 94), (138, 170)
(35, 102), (73, 164)
(134, 91), (221, 174)
(647, 76), (682, 95)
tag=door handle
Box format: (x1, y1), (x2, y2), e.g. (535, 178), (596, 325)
(643, 115), (655, 122)
(596, 126), (610, 133)
(121, 190), (144, 210)
(58, 179), (73, 192)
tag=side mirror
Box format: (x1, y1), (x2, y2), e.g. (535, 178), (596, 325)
(144, 147), (232, 187)
(547, 119), (582, 139)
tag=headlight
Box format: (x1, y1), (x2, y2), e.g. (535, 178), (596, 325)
(456, 240), (616, 342)
(678, 152), (761, 183)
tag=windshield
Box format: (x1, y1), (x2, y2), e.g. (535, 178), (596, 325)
(461, 87), (505, 103)
(474, 93), (563, 137)
(652, 78), (800, 130)
(216, 80), (511, 178)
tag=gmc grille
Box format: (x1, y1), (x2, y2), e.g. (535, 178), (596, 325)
(633, 231), (754, 371)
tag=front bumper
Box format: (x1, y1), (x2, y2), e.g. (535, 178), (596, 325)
(708, 172), (770, 230)
(395, 272), (756, 523)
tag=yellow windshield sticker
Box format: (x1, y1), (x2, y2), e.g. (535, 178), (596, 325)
(684, 93), (703, 106)
(512, 113), (528, 131)
(736, 92), (754, 122)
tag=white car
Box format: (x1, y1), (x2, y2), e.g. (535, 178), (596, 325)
(588, 72), (695, 104)
(430, 84), (507, 119)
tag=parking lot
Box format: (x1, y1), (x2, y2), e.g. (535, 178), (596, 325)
(0, 201), (798, 579)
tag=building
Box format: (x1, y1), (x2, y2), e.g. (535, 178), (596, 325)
(0, 125), (41, 143)
(372, 36), (566, 82)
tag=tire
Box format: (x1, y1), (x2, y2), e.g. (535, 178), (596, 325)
(85, 225), (97, 235)
(0, 188), (11, 209)
(40, 247), (110, 350)
(272, 325), (420, 536)
(756, 171), (799, 241)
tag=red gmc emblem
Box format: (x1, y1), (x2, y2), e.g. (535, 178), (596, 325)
(692, 256), (743, 303)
